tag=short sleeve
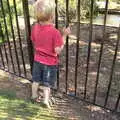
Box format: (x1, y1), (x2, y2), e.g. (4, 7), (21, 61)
(31, 25), (35, 42)
(54, 30), (63, 48)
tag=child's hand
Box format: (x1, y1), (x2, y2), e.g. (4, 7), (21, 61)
(63, 27), (71, 36)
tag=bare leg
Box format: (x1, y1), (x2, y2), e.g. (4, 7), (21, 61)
(31, 82), (39, 99)
(43, 86), (51, 108)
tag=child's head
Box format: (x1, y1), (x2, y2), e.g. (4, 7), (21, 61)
(34, 0), (55, 22)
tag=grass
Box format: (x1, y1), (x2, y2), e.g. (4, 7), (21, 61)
(0, 89), (64, 120)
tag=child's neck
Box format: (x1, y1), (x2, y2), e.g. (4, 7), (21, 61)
(39, 21), (52, 25)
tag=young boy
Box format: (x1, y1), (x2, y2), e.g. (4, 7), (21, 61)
(31, 0), (70, 108)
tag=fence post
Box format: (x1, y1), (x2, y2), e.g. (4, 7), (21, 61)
(22, 0), (34, 73)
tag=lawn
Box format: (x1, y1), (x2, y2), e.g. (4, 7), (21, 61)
(0, 89), (64, 120)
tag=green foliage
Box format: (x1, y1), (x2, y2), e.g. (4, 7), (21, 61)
(0, 89), (64, 120)
(97, 0), (120, 9)
(29, 4), (35, 17)
(81, 0), (99, 19)
(98, 0), (120, 4)
(0, 38), (3, 44)
(0, 0), (23, 43)
(0, 1), (13, 37)
(99, 0), (119, 2)
(58, 0), (99, 21)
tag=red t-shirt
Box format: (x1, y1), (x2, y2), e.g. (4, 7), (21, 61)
(31, 23), (63, 65)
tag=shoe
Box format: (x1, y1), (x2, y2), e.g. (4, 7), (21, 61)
(31, 96), (41, 104)
(49, 99), (52, 106)
(50, 97), (56, 104)
(42, 101), (51, 109)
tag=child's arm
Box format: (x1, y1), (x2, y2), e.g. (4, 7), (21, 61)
(55, 27), (71, 55)
(55, 45), (64, 55)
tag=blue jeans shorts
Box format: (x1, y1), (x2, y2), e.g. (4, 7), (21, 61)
(32, 61), (58, 88)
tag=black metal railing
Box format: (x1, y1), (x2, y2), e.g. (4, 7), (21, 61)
(0, 0), (119, 113)
(0, 0), (33, 79)
(55, 0), (120, 112)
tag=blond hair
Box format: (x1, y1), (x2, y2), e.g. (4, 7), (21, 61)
(34, 0), (55, 22)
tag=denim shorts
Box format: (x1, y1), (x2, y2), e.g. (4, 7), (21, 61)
(32, 61), (58, 88)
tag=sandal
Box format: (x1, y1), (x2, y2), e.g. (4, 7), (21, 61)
(48, 97), (56, 106)
(50, 97), (56, 105)
(31, 96), (41, 104)
(41, 101), (51, 109)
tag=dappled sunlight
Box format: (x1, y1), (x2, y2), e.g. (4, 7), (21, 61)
(25, 64), (31, 70)
(89, 72), (97, 76)
(0, 0), (119, 119)
(91, 43), (101, 48)
(85, 105), (107, 113)
(0, 70), (119, 119)
(17, 77), (31, 84)
(0, 90), (57, 120)
(117, 56), (120, 59)
(108, 48), (116, 55)
(18, 16), (25, 29)
(0, 70), (9, 78)
(109, 34), (117, 39)
(116, 51), (120, 56)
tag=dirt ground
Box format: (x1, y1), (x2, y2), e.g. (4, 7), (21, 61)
(0, 70), (119, 120)
(0, 23), (120, 119)
(58, 24), (120, 112)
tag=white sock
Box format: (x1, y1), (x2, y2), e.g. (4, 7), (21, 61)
(43, 86), (50, 103)
(32, 82), (39, 99)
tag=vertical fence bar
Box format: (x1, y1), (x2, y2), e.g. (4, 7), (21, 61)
(93, 0), (109, 103)
(65, 0), (69, 94)
(0, 24), (5, 68)
(22, 0), (34, 73)
(6, 0), (21, 75)
(84, 0), (94, 99)
(114, 92), (120, 112)
(2, 45), (8, 70)
(55, 0), (59, 89)
(0, 23), (9, 70)
(13, 0), (27, 77)
(104, 25), (120, 107)
(0, 46), (5, 68)
(74, 0), (80, 96)
(0, 0), (15, 73)
(55, 0), (58, 29)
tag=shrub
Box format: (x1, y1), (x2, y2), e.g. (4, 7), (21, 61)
(0, 0), (23, 43)
(58, 0), (99, 22)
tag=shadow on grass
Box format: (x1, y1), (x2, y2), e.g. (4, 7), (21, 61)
(0, 89), (64, 120)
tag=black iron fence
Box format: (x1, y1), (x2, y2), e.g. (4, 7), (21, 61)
(0, 0), (33, 79)
(55, 0), (120, 113)
(0, 0), (119, 113)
